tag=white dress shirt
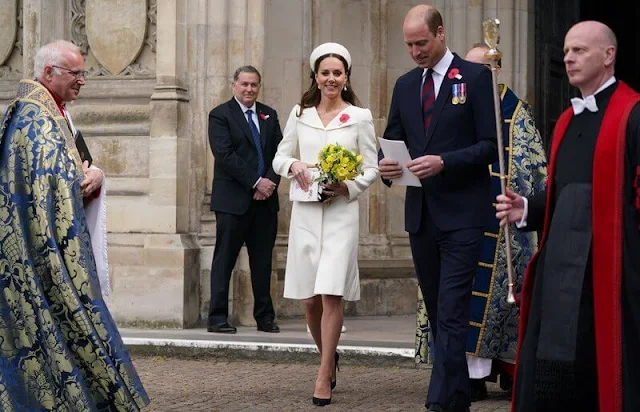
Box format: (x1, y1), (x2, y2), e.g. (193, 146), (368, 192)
(570, 76), (616, 115)
(421, 48), (455, 102)
(234, 96), (261, 133)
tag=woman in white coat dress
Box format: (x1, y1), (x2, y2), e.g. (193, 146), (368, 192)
(273, 42), (379, 406)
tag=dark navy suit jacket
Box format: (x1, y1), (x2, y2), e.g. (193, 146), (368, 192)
(382, 53), (498, 233)
(208, 98), (282, 215)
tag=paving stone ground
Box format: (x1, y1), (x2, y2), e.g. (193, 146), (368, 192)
(134, 356), (510, 411)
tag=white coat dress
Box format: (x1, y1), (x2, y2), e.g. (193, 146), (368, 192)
(273, 104), (379, 301)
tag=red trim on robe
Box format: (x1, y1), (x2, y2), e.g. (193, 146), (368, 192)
(498, 360), (515, 378)
(40, 83), (66, 115)
(512, 81), (640, 412)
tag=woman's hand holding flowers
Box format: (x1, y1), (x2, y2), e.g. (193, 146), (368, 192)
(320, 182), (349, 199)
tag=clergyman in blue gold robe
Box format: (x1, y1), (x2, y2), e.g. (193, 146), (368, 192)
(0, 40), (149, 410)
(414, 44), (548, 401)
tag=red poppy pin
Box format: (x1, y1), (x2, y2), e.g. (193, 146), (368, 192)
(259, 112), (269, 120)
(339, 113), (350, 123)
(447, 68), (462, 80)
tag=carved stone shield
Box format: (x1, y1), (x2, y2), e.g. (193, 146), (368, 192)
(0, 0), (17, 66)
(86, 0), (147, 75)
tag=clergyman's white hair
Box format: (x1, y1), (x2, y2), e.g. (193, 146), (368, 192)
(33, 40), (81, 79)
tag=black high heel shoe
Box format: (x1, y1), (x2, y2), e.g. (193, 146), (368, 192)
(312, 396), (331, 406)
(331, 352), (340, 390)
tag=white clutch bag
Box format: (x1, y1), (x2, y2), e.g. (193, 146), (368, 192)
(289, 168), (321, 202)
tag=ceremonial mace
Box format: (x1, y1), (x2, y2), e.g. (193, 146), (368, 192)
(483, 18), (516, 304)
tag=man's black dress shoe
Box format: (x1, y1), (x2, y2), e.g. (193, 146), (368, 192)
(207, 322), (237, 334)
(500, 373), (513, 392)
(426, 403), (470, 412)
(256, 320), (280, 333)
(470, 378), (488, 402)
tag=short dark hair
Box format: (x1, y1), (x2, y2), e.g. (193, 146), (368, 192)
(233, 65), (262, 83)
(424, 8), (443, 36)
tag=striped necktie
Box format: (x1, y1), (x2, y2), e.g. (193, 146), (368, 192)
(422, 68), (435, 131)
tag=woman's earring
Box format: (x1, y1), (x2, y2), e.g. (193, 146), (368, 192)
(343, 85), (348, 91)
(318, 84), (321, 90)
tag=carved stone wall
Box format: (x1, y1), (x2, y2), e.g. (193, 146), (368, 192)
(69, 0), (156, 77)
(0, 0), (23, 80)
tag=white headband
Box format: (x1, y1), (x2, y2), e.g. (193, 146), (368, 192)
(309, 42), (352, 73)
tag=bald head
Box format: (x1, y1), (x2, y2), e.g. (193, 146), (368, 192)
(567, 20), (617, 50)
(465, 45), (490, 65)
(563, 20), (617, 96)
(465, 44), (502, 72)
(405, 4), (432, 21)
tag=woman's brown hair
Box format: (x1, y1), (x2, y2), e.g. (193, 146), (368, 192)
(297, 53), (361, 117)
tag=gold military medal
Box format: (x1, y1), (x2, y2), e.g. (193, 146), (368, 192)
(452, 83), (459, 105)
(459, 83), (467, 104)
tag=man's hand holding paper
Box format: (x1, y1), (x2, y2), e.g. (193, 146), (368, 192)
(379, 158), (403, 179)
(407, 155), (444, 179)
(378, 138), (422, 186)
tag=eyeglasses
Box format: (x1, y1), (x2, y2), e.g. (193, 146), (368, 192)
(52, 65), (89, 79)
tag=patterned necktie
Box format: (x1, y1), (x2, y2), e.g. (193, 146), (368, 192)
(246, 109), (265, 177)
(421, 68), (435, 131)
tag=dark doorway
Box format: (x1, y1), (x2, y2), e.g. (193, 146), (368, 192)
(534, 0), (579, 150)
(534, 0), (640, 150)
(580, 2), (640, 92)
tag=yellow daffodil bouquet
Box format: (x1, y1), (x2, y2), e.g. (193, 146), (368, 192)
(316, 143), (363, 185)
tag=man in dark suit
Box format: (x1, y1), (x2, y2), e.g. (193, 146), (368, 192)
(207, 65), (282, 334)
(379, 5), (497, 411)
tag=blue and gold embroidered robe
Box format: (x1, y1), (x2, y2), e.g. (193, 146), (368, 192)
(0, 80), (149, 411)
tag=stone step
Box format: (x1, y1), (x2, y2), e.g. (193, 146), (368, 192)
(121, 315), (420, 368)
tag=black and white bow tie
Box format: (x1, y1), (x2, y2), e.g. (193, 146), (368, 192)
(570, 95), (598, 115)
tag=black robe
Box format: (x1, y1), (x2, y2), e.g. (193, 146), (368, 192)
(513, 81), (640, 412)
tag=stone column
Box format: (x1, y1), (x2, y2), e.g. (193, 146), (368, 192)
(227, 1), (247, 77)
(247, 0), (265, 72)
(139, 0), (199, 327)
(205, 0), (229, 193)
(22, 0), (66, 77)
(367, 0), (388, 238)
(22, 0), (43, 78)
